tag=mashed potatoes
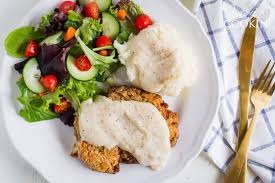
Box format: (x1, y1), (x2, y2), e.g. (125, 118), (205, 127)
(114, 23), (197, 96)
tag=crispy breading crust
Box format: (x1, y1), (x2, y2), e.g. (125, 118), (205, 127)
(72, 119), (120, 174)
(77, 142), (120, 173)
(72, 86), (180, 173)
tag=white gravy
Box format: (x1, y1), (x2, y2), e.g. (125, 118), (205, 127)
(78, 96), (171, 170)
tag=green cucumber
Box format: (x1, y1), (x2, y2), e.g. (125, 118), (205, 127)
(78, 0), (91, 6)
(102, 12), (120, 41)
(79, 0), (111, 11)
(23, 58), (46, 93)
(94, 0), (112, 12)
(40, 31), (64, 45)
(67, 55), (98, 81)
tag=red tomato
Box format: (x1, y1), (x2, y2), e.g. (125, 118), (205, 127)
(96, 36), (112, 48)
(135, 14), (153, 32)
(84, 2), (100, 19)
(54, 98), (71, 114)
(25, 40), (40, 57)
(59, 1), (76, 14)
(98, 50), (108, 56)
(40, 75), (58, 92)
(74, 55), (92, 71)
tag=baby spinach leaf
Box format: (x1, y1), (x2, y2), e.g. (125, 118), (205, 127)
(5, 26), (46, 58)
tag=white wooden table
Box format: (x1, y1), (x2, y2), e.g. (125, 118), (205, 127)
(0, 0), (223, 182)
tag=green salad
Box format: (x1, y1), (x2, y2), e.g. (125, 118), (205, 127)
(4, 0), (154, 126)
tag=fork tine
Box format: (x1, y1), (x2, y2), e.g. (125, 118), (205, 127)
(254, 60), (271, 89)
(261, 62), (275, 91)
(268, 82), (275, 96)
(264, 71), (275, 92)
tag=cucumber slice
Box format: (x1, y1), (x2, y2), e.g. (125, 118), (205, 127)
(94, 0), (112, 12)
(102, 12), (120, 41)
(23, 58), (46, 93)
(67, 55), (98, 81)
(78, 0), (91, 6)
(40, 31), (64, 45)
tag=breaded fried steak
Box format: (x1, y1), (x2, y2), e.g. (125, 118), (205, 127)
(72, 86), (180, 173)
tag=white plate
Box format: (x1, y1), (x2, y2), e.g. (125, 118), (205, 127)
(0, 0), (220, 182)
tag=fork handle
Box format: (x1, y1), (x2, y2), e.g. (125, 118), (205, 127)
(237, 160), (247, 183)
(224, 109), (259, 183)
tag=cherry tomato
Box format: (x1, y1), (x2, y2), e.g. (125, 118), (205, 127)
(96, 36), (112, 48)
(40, 74), (58, 92)
(135, 14), (153, 32)
(98, 50), (108, 56)
(59, 1), (76, 14)
(84, 2), (100, 19)
(74, 55), (92, 71)
(54, 98), (71, 114)
(25, 40), (40, 57)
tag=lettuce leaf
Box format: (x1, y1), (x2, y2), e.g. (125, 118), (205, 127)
(16, 76), (102, 123)
(79, 18), (102, 45)
(115, 0), (144, 42)
(37, 39), (76, 82)
(61, 77), (103, 103)
(16, 79), (58, 122)
(37, 44), (68, 82)
(59, 108), (75, 126)
(64, 10), (83, 29)
(108, 5), (118, 17)
(44, 9), (68, 35)
(75, 29), (119, 79)
(75, 29), (118, 65)
(44, 76), (103, 111)
(39, 76), (102, 125)
(40, 13), (54, 28)
(116, 0), (143, 18)
(68, 10), (82, 23)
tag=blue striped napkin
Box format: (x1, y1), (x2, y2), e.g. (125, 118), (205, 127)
(193, 0), (275, 182)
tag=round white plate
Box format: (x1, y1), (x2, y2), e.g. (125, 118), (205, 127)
(0, 0), (220, 182)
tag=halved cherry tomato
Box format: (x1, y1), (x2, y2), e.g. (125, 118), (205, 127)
(135, 14), (153, 32)
(40, 74), (58, 92)
(59, 1), (76, 14)
(117, 9), (127, 20)
(96, 36), (112, 48)
(98, 50), (108, 56)
(25, 40), (40, 57)
(84, 2), (100, 19)
(54, 98), (71, 114)
(74, 55), (92, 71)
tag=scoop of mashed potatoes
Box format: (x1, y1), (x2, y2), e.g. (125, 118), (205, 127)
(114, 23), (197, 96)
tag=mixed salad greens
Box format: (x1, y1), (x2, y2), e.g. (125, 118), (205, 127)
(5, 0), (153, 126)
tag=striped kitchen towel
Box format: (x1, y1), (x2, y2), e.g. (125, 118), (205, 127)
(194, 0), (275, 182)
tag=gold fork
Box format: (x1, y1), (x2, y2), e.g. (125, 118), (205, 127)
(225, 60), (275, 182)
